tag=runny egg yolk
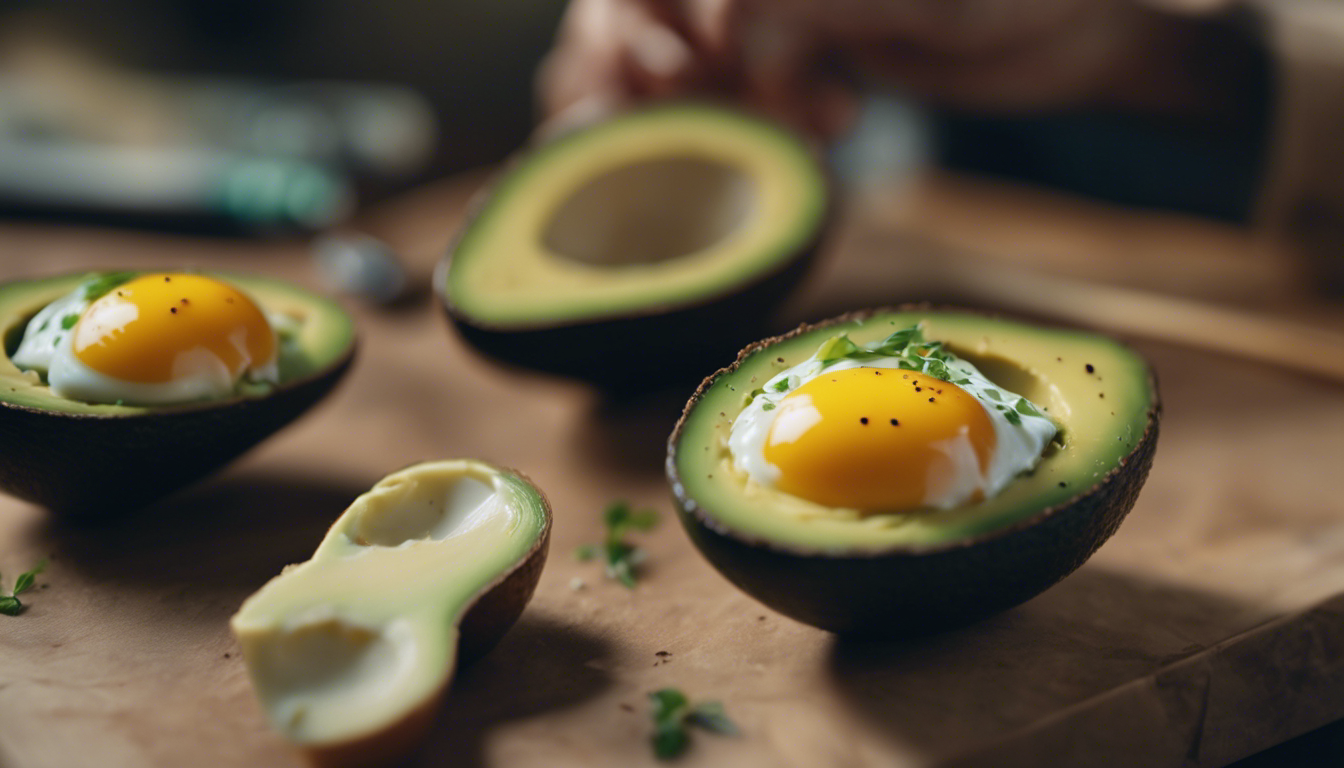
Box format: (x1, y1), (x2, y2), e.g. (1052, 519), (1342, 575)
(73, 273), (276, 383)
(763, 368), (997, 511)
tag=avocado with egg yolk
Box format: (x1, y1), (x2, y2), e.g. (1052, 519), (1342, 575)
(437, 102), (830, 389)
(667, 307), (1160, 635)
(0, 270), (356, 514)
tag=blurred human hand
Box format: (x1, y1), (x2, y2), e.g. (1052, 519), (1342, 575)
(538, 0), (1241, 137)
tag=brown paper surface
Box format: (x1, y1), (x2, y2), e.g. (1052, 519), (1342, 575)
(1, 173), (1342, 768)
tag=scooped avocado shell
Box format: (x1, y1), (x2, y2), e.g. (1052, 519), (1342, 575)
(437, 102), (830, 389)
(0, 270), (355, 515)
(231, 459), (552, 768)
(667, 307), (1160, 635)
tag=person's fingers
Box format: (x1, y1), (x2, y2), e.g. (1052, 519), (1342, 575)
(614, 0), (698, 96)
(537, 0), (632, 117)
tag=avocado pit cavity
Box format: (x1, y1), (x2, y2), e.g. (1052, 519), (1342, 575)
(542, 157), (757, 266)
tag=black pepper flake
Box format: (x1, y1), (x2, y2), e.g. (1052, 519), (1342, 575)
(890, 418), (899, 426)
(1058, 482), (1067, 488)
(1056, 356), (1062, 362)
(169, 307), (177, 314)
(928, 397), (935, 403)
(180, 298), (189, 305)
(860, 417), (869, 425)
(776, 357), (784, 362)
(163, 276), (171, 282)
(655, 651), (671, 657)
(1086, 364), (1095, 373)
(915, 386), (922, 392)
(1099, 393), (1105, 399)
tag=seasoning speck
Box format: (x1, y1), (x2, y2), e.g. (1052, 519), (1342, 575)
(169, 307), (177, 314)
(859, 417), (869, 425)
(890, 418), (899, 426)
(1086, 364), (1095, 373)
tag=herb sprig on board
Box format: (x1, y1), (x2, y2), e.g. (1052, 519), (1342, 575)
(649, 688), (739, 759)
(576, 501), (659, 588)
(0, 560), (47, 616)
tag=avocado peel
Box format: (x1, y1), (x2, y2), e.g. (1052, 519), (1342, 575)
(231, 459), (552, 768)
(667, 306), (1161, 635)
(0, 270), (356, 515)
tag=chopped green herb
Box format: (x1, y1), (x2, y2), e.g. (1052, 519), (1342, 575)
(760, 403), (776, 412)
(769, 378), (791, 392)
(1003, 409), (1023, 426)
(0, 559), (47, 616)
(743, 387), (766, 407)
(82, 272), (138, 301)
(816, 325), (955, 381)
(59, 313), (79, 330)
(577, 501), (659, 588)
(649, 688), (739, 760)
(1014, 397), (1044, 419)
(983, 389), (1002, 401)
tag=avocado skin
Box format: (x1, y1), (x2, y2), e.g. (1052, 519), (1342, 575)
(665, 307), (1161, 636)
(439, 233), (823, 391)
(0, 349), (354, 516)
(671, 416), (1156, 635)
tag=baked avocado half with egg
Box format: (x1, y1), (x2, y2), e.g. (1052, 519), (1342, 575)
(0, 270), (355, 515)
(437, 102), (830, 389)
(667, 307), (1160, 635)
(232, 459), (551, 768)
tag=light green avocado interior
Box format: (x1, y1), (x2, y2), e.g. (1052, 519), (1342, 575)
(445, 103), (827, 326)
(0, 271), (355, 415)
(674, 310), (1156, 551)
(231, 459), (549, 746)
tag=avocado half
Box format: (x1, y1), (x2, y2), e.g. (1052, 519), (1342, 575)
(667, 307), (1160, 635)
(0, 271), (356, 515)
(232, 459), (552, 768)
(437, 103), (831, 389)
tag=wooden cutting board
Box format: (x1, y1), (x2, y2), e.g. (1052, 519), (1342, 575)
(1, 174), (1342, 768)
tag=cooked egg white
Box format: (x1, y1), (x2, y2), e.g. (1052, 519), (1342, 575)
(729, 327), (1058, 513)
(12, 273), (280, 406)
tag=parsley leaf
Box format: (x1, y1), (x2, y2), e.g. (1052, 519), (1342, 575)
(59, 313), (79, 330)
(0, 559), (46, 616)
(649, 688), (739, 760)
(82, 272), (138, 301)
(577, 501), (659, 588)
(815, 325), (955, 381)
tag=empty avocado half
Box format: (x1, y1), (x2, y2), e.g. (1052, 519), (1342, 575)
(231, 459), (552, 768)
(0, 270), (355, 515)
(667, 308), (1160, 635)
(437, 102), (831, 389)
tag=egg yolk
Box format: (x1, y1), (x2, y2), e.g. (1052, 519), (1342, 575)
(763, 368), (997, 511)
(72, 274), (276, 383)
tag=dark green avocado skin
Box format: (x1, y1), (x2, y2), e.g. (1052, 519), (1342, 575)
(0, 351), (354, 516)
(440, 239), (823, 392)
(669, 417), (1158, 635)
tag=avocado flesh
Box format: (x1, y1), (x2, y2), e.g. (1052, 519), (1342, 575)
(668, 308), (1159, 634)
(231, 460), (551, 767)
(0, 271), (353, 413)
(446, 104), (826, 325)
(0, 271), (355, 514)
